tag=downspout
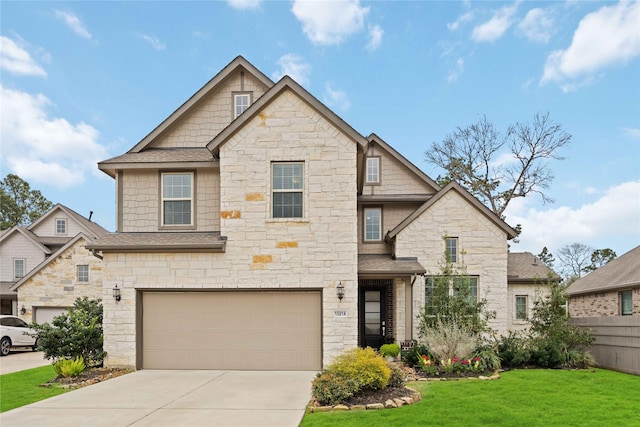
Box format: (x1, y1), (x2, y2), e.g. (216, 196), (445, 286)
(91, 249), (103, 260)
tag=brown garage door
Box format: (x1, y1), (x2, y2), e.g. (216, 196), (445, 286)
(141, 291), (322, 370)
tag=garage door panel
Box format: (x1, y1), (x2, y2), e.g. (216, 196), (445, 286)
(142, 291), (321, 370)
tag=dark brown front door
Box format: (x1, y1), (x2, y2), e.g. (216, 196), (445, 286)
(360, 289), (386, 349)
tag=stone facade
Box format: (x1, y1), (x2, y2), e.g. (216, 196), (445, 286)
(17, 238), (103, 322)
(569, 288), (640, 317)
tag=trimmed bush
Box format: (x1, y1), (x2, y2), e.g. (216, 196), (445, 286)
(497, 331), (531, 369)
(311, 371), (357, 406)
(387, 362), (407, 388)
(379, 343), (400, 358)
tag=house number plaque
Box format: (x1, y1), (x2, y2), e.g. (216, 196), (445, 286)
(333, 310), (347, 318)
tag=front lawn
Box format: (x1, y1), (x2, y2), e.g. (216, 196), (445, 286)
(0, 365), (69, 412)
(300, 369), (640, 427)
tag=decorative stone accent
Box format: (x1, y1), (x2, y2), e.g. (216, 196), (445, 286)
(308, 387), (421, 413)
(220, 210), (241, 219)
(366, 403), (384, 410)
(333, 405), (349, 411)
(245, 192), (265, 201)
(276, 241), (298, 248)
(393, 398), (405, 407)
(252, 255), (273, 264)
(384, 399), (397, 408)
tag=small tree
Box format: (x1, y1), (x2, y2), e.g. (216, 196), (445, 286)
(528, 279), (593, 368)
(30, 297), (106, 367)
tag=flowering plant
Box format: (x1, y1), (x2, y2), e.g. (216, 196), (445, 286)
(417, 354), (438, 375)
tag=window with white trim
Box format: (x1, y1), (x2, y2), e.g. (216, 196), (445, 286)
(515, 295), (528, 320)
(272, 162), (303, 218)
(56, 219), (67, 235)
(620, 290), (632, 316)
(364, 208), (382, 241)
(234, 93), (251, 119)
(445, 237), (458, 263)
(162, 172), (193, 226)
(77, 265), (89, 283)
(365, 157), (380, 184)
(14, 259), (25, 279)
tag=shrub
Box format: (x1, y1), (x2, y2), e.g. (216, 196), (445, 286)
(379, 343), (400, 358)
(564, 349), (596, 369)
(386, 362), (407, 388)
(30, 297), (106, 367)
(311, 371), (357, 406)
(402, 343), (431, 366)
(331, 347), (391, 391)
(310, 348), (391, 405)
(53, 357), (86, 377)
(421, 319), (478, 363)
(497, 331), (531, 369)
(472, 343), (501, 371)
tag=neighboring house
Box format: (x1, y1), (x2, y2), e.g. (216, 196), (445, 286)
(567, 245), (640, 375)
(0, 204), (107, 322)
(87, 56), (517, 371)
(507, 252), (559, 331)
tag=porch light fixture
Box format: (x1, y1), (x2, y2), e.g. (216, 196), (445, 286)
(337, 281), (345, 301)
(20, 305), (26, 315)
(113, 284), (121, 303)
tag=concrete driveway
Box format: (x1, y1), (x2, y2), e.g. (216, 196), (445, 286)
(1, 370), (316, 427)
(0, 351), (49, 375)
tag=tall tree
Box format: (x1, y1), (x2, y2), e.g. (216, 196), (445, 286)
(0, 174), (53, 229)
(583, 248), (617, 273)
(425, 112), (572, 217)
(557, 243), (593, 280)
(537, 247), (555, 268)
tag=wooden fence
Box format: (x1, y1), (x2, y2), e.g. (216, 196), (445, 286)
(570, 316), (640, 375)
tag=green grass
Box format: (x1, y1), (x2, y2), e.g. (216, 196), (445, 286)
(300, 369), (640, 427)
(0, 365), (69, 412)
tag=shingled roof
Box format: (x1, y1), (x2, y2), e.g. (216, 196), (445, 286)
(567, 245), (640, 296)
(508, 252), (560, 282)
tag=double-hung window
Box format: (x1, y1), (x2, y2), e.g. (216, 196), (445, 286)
(234, 93), (251, 119)
(425, 275), (478, 313)
(77, 265), (89, 283)
(272, 162), (303, 218)
(14, 259), (25, 279)
(162, 172), (193, 226)
(364, 208), (382, 241)
(56, 219), (67, 235)
(365, 157), (380, 184)
(515, 295), (528, 320)
(620, 290), (633, 316)
(445, 237), (458, 263)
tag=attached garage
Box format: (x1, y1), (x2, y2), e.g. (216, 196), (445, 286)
(140, 291), (322, 370)
(34, 307), (67, 324)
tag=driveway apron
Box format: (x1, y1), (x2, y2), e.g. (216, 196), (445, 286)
(1, 370), (316, 427)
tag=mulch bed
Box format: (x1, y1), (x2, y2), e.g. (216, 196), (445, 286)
(41, 367), (132, 389)
(341, 386), (415, 406)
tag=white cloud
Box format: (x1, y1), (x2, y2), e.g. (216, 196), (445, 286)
(272, 54), (312, 86)
(366, 25), (383, 51)
(291, 0), (369, 45)
(541, 1), (640, 86)
(0, 86), (107, 189)
(137, 33), (166, 51)
(54, 10), (92, 39)
(323, 83), (351, 111)
(226, 0), (261, 10)
(0, 36), (47, 77)
(447, 11), (474, 31)
(623, 127), (640, 138)
(505, 181), (640, 256)
(471, 3), (518, 42)
(518, 7), (554, 43)
(447, 57), (465, 82)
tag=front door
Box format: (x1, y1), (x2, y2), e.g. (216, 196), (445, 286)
(360, 289), (386, 349)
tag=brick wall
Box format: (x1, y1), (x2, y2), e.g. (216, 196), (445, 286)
(569, 288), (640, 317)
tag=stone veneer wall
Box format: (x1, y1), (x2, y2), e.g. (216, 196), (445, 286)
(569, 288), (640, 317)
(103, 89), (359, 369)
(17, 238), (103, 322)
(507, 282), (549, 331)
(394, 190), (510, 336)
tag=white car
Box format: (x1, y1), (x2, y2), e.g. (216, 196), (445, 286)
(0, 315), (37, 356)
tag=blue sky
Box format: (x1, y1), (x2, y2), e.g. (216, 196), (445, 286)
(1, 0), (639, 260)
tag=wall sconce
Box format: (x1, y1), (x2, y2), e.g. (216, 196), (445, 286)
(20, 305), (26, 315)
(336, 281), (345, 301)
(113, 284), (121, 302)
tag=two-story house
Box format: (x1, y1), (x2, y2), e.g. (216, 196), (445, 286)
(88, 56), (517, 371)
(0, 204), (107, 321)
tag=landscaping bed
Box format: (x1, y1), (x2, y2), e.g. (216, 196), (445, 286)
(41, 367), (132, 389)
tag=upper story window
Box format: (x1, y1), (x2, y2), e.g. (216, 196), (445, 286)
(272, 162), (303, 218)
(445, 237), (458, 263)
(56, 218), (67, 235)
(234, 93), (251, 119)
(515, 295), (528, 320)
(364, 208), (382, 241)
(620, 290), (633, 316)
(162, 172), (193, 226)
(365, 157), (380, 184)
(77, 265), (89, 283)
(14, 259), (25, 279)
(425, 276), (478, 312)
